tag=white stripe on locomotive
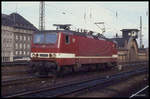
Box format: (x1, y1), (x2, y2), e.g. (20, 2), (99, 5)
(31, 53), (118, 58)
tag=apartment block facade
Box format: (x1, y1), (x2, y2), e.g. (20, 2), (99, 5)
(1, 13), (38, 62)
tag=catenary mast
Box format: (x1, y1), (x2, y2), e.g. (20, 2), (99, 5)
(39, 1), (45, 31)
(139, 16), (143, 48)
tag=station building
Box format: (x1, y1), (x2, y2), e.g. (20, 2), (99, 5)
(138, 48), (149, 61)
(111, 29), (148, 62)
(1, 13), (38, 62)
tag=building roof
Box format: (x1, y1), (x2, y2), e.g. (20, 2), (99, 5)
(2, 13), (38, 31)
(120, 29), (140, 32)
(2, 14), (14, 26)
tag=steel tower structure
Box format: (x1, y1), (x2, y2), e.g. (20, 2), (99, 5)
(39, 1), (45, 31)
(140, 16), (143, 48)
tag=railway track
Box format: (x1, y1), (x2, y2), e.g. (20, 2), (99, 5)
(2, 65), (30, 77)
(1, 75), (54, 96)
(3, 66), (148, 98)
(2, 61), (29, 66)
(2, 61), (147, 86)
(2, 61), (148, 96)
(119, 61), (148, 67)
(2, 76), (38, 86)
(2, 61), (147, 77)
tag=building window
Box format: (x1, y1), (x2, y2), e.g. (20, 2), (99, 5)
(24, 43), (26, 49)
(16, 28), (18, 32)
(3, 38), (5, 43)
(28, 36), (30, 41)
(24, 51), (26, 55)
(24, 36), (26, 41)
(20, 35), (22, 40)
(19, 29), (21, 32)
(27, 51), (30, 55)
(20, 51), (22, 55)
(16, 43), (18, 49)
(20, 43), (22, 49)
(16, 35), (18, 40)
(27, 44), (30, 49)
(16, 51), (18, 55)
(10, 39), (12, 43)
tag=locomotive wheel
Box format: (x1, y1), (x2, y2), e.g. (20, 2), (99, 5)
(73, 63), (82, 72)
(96, 64), (100, 71)
(44, 62), (63, 77)
(56, 66), (71, 77)
(35, 62), (48, 77)
(98, 63), (105, 71)
(54, 65), (61, 77)
(57, 66), (69, 77)
(29, 62), (38, 74)
(71, 66), (75, 73)
(31, 65), (37, 73)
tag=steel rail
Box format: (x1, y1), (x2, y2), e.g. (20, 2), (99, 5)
(2, 60), (148, 67)
(2, 76), (37, 86)
(2, 61), (29, 66)
(2, 61), (148, 87)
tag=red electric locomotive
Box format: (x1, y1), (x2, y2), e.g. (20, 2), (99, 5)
(30, 24), (118, 76)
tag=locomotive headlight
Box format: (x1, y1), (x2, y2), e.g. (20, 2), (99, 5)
(32, 53), (35, 57)
(49, 53), (52, 58)
(49, 53), (56, 58)
(53, 53), (56, 57)
(35, 53), (38, 57)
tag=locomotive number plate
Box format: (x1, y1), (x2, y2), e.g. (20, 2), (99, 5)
(39, 54), (48, 57)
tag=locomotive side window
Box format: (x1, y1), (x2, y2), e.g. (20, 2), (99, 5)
(65, 35), (70, 44)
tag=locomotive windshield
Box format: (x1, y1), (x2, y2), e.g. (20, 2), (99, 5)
(33, 33), (57, 44)
(33, 34), (44, 44)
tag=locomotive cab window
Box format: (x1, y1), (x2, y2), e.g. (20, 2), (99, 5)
(65, 35), (70, 44)
(33, 33), (57, 44)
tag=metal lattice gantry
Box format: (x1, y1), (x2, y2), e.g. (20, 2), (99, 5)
(139, 16), (143, 48)
(39, 1), (45, 31)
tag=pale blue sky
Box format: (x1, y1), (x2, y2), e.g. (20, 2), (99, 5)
(2, 1), (149, 48)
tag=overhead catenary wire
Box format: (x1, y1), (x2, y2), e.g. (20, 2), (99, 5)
(42, 3), (146, 36)
(99, 4), (139, 27)
(45, 4), (92, 31)
(44, 3), (118, 32)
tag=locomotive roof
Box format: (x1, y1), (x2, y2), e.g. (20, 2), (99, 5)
(120, 29), (139, 32)
(36, 30), (114, 41)
(36, 30), (87, 36)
